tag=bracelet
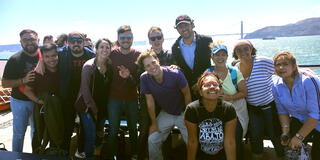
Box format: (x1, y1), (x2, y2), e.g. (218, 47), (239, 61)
(281, 125), (289, 128)
(295, 133), (305, 141)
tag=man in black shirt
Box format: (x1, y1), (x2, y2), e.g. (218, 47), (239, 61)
(58, 32), (95, 155)
(2, 29), (40, 152)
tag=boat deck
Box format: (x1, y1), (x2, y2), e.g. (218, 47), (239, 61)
(0, 109), (283, 160)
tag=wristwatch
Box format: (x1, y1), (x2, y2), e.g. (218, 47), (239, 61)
(295, 133), (305, 141)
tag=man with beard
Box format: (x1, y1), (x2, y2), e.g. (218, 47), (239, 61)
(172, 15), (213, 101)
(107, 25), (140, 159)
(2, 29), (40, 152)
(58, 32), (95, 155)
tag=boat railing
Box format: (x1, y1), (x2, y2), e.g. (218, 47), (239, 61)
(0, 88), (11, 105)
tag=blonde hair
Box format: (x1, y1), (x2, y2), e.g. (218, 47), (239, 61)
(209, 40), (225, 50)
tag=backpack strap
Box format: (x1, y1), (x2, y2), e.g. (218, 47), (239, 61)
(206, 66), (215, 73)
(205, 65), (238, 90)
(302, 72), (320, 117)
(227, 65), (238, 90)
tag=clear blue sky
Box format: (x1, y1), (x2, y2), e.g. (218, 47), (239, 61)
(0, 0), (319, 45)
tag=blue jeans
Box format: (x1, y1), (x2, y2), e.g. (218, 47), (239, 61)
(248, 103), (284, 157)
(107, 98), (138, 158)
(10, 97), (34, 152)
(80, 113), (96, 158)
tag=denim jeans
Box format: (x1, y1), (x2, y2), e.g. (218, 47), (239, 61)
(80, 113), (96, 158)
(10, 97), (34, 152)
(248, 103), (284, 157)
(148, 111), (188, 160)
(106, 98), (138, 158)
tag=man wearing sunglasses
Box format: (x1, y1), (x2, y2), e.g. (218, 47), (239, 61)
(107, 25), (141, 159)
(137, 26), (176, 160)
(35, 31), (95, 155)
(172, 14), (213, 101)
(2, 29), (40, 152)
(59, 32), (95, 155)
(148, 27), (175, 66)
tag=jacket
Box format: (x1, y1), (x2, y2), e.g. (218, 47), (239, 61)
(58, 46), (95, 100)
(78, 58), (112, 116)
(172, 32), (212, 99)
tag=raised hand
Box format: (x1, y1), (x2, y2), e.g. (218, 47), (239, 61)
(22, 70), (36, 84)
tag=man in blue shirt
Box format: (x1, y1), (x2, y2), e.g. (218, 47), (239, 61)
(172, 14), (213, 100)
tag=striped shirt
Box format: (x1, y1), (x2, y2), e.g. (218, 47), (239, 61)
(237, 56), (274, 106)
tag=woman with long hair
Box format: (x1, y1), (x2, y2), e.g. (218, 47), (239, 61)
(77, 38), (113, 159)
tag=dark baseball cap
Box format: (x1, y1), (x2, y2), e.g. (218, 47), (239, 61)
(175, 15), (193, 28)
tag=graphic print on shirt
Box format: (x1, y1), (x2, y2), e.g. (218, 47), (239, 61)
(198, 118), (224, 155)
(23, 61), (37, 74)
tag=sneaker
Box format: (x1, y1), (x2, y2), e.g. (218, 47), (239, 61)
(75, 150), (86, 159)
(131, 154), (138, 160)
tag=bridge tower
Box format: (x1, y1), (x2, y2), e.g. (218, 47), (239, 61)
(241, 21), (244, 39)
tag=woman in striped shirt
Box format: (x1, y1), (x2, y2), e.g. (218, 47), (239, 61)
(232, 40), (284, 159)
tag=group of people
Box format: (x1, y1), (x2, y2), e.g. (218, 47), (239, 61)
(1, 14), (319, 160)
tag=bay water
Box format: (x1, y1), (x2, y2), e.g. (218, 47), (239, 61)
(1, 35), (320, 73)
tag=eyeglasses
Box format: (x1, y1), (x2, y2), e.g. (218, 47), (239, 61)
(68, 38), (84, 44)
(202, 82), (220, 88)
(149, 35), (163, 41)
(119, 35), (133, 40)
(22, 38), (37, 43)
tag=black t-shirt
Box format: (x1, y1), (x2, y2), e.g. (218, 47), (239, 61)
(184, 100), (236, 160)
(93, 64), (113, 118)
(27, 69), (59, 96)
(3, 51), (39, 100)
(67, 53), (91, 102)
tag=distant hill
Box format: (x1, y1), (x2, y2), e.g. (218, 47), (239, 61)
(245, 17), (320, 39)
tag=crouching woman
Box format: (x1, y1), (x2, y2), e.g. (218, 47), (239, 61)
(184, 72), (237, 160)
(272, 51), (320, 159)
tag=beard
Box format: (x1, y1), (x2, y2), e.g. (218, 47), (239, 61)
(71, 45), (83, 54)
(22, 44), (38, 54)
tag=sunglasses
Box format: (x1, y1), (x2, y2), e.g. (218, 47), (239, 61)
(119, 35), (133, 40)
(22, 38), (37, 43)
(149, 35), (163, 41)
(68, 38), (84, 44)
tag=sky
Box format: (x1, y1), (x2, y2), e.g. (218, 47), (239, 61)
(0, 0), (319, 45)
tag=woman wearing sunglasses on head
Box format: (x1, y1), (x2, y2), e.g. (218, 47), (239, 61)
(185, 72), (237, 160)
(272, 51), (320, 159)
(232, 40), (284, 159)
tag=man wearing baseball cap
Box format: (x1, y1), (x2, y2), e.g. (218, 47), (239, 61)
(171, 14), (213, 101)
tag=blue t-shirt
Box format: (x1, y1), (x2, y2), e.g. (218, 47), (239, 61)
(140, 67), (188, 115)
